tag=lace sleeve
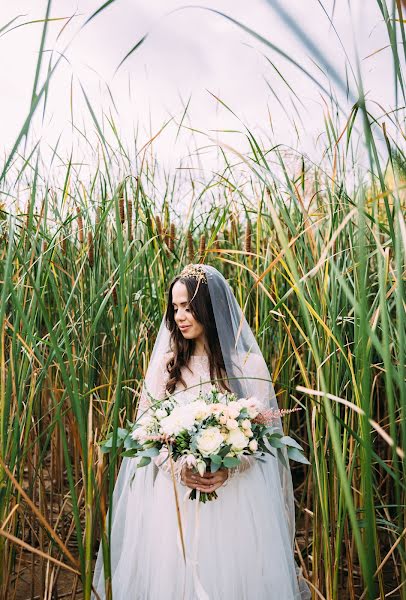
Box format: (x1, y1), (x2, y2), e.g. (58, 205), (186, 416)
(136, 351), (185, 485)
(136, 352), (172, 418)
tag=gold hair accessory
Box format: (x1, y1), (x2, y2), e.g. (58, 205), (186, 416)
(179, 263), (208, 284)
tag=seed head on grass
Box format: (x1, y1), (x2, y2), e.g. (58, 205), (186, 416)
(164, 223), (170, 248)
(198, 234), (206, 261)
(111, 285), (118, 306)
(230, 213), (239, 240)
(119, 196), (125, 224)
(187, 230), (194, 262)
(128, 200), (133, 241)
(155, 215), (163, 239)
(60, 232), (67, 256)
(76, 208), (84, 244)
(169, 223), (175, 252)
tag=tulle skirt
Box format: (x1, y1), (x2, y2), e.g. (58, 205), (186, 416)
(92, 456), (310, 600)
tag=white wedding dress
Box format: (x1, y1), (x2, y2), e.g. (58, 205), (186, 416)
(92, 353), (309, 600)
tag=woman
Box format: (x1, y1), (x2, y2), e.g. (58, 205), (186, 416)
(92, 263), (310, 599)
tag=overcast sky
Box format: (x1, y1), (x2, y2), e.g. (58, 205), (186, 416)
(1, 0), (400, 179)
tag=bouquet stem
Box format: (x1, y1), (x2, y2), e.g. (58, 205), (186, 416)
(189, 489), (218, 503)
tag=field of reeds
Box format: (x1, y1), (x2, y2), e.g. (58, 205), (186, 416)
(1, 2), (405, 599)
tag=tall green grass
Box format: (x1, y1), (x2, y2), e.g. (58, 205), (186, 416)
(0, 2), (405, 599)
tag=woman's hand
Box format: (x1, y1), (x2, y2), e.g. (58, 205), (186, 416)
(181, 464), (228, 492)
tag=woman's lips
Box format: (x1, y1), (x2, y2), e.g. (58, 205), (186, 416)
(179, 325), (190, 331)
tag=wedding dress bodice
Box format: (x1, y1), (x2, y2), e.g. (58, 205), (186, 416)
(173, 355), (216, 404)
(137, 353), (217, 414)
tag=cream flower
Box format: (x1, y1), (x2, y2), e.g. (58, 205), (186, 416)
(160, 405), (195, 436)
(239, 397), (261, 418)
(196, 459), (206, 477)
(249, 439), (258, 452)
(188, 400), (211, 421)
(226, 428), (249, 451)
(196, 426), (224, 457)
(227, 401), (241, 419)
(226, 418), (239, 430)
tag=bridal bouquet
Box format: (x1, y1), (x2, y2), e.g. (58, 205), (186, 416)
(100, 386), (309, 502)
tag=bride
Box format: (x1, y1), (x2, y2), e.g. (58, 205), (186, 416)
(92, 263), (311, 599)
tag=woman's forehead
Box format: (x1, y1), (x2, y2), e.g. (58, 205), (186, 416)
(172, 281), (189, 303)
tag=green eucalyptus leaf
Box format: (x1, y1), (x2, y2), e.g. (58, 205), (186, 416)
(210, 462), (221, 473)
(277, 447), (288, 469)
(223, 456), (240, 468)
(117, 427), (130, 439)
(122, 450), (138, 458)
(287, 447), (310, 465)
(219, 444), (232, 457)
(210, 454), (223, 465)
(280, 435), (304, 451)
(139, 447), (160, 458)
(267, 435), (284, 448)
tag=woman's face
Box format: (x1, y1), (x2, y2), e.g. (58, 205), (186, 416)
(172, 281), (205, 340)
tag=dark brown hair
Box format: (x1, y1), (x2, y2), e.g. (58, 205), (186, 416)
(163, 274), (231, 395)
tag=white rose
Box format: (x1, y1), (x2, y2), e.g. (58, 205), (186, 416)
(160, 406), (196, 436)
(196, 426), (224, 457)
(219, 415), (227, 425)
(226, 418), (239, 430)
(226, 428), (249, 451)
(246, 429), (253, 438)
(227, 401), (241, 418)
(249, 439), (258, 452)
(189, 401), (210, 421)
(241, 419), (251, 430)
(239, 397), (261, 418)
